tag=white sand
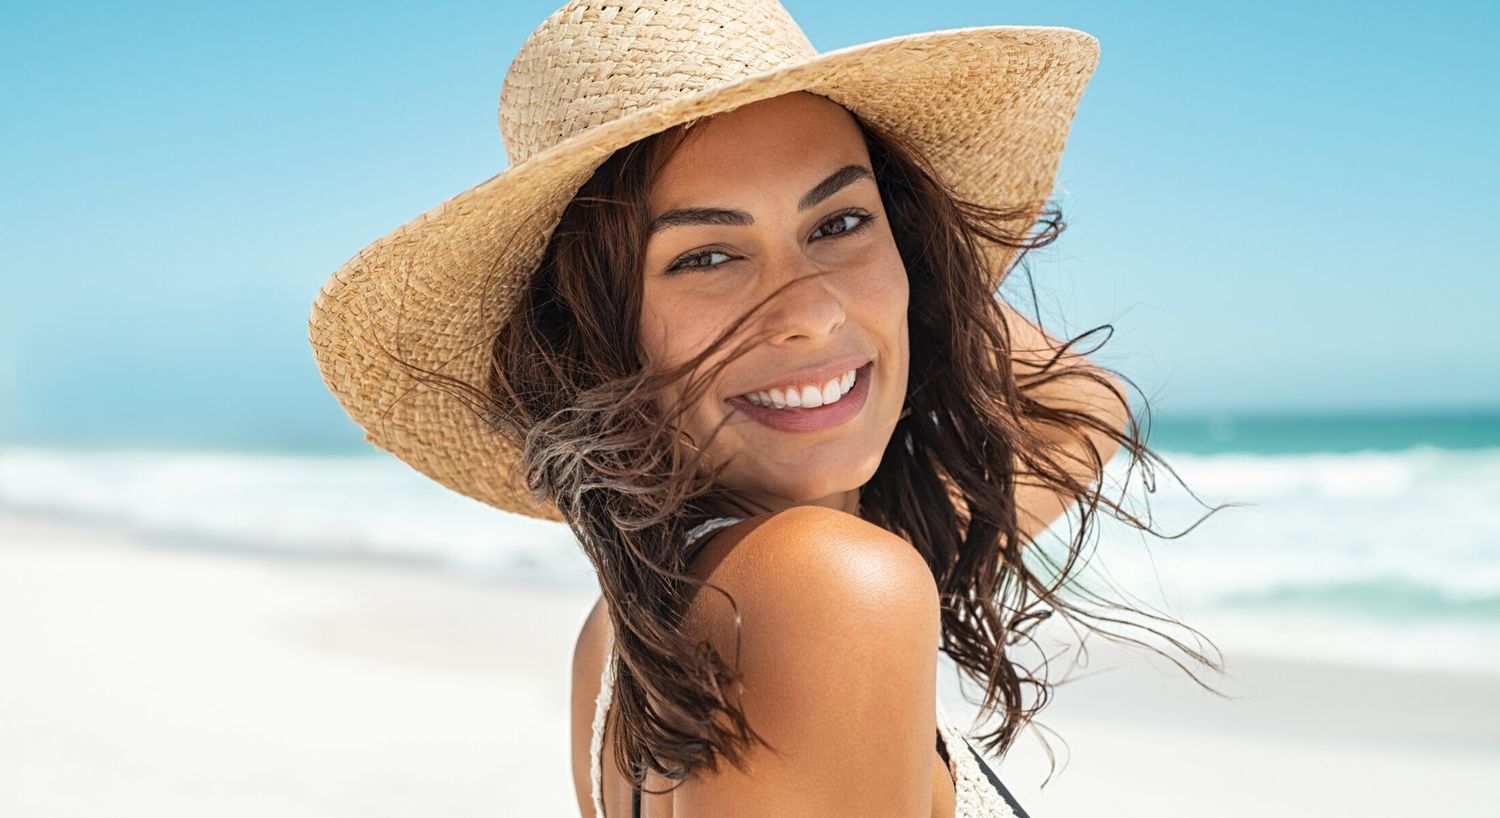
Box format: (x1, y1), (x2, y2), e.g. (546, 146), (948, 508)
(2, 515), (1496, 817)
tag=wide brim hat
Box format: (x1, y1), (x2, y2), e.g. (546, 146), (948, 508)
(307, 0), (1100, 524)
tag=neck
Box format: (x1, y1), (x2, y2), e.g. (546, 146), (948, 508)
(704, 486), (861, 519)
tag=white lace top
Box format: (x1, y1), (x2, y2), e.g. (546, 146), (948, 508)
(587, 517), (1027, 817)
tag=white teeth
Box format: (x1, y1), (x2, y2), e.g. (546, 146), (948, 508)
(741, 367), (859, 410)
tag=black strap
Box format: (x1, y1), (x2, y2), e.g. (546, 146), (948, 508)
(934, 728), (954, 782)
(962, 737), (1032, 817)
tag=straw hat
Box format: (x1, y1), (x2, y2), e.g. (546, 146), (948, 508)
(307, 0), (1100, 523)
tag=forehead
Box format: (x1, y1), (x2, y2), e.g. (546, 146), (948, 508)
(648, 92), (870, 210)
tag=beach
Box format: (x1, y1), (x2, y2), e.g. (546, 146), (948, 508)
(6, 0), (1497, 812)
(4, 512), (1496, 818)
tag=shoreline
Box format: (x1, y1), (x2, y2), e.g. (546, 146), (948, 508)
(3, 514), (1496, 816)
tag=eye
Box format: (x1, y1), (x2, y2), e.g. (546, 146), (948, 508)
(662, 208), (878, 275)
(811, 209), (875, 239)
(666, 248), (734, 273)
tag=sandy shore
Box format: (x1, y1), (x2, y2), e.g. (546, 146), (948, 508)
(2, 514), (1496, 817)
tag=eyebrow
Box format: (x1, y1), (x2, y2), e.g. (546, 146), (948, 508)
(647, 164), (874, 237)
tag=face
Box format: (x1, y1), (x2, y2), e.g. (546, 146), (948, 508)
(638, 91), (910, 517)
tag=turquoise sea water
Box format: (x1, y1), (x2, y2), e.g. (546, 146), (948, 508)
(1142, 408), (1500, 455)
(3, 408), (1498, 675)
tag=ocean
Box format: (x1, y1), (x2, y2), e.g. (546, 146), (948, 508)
(3, 408), (1498, 677)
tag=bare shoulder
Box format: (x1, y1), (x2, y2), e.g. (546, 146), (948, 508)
(677, 505), (942, 817)
(684, 505), (940, 620)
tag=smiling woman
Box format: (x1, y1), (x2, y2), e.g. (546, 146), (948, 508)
(476, 93), (1230, 816)
(307, 0), (1232, 815)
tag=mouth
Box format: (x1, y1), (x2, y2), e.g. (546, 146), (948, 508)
(724, 361), (874, 433)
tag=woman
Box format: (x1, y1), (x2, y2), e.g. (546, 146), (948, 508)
(309, 1), (1229, 815)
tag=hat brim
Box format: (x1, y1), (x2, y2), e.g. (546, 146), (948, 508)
(307, 24), (1100, 522)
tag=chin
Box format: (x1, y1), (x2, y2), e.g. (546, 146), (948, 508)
(760, 460), (875, 502)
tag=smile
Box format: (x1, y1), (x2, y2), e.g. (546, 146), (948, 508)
(741, 366), (857, 410)
(725, 361), (873, 433)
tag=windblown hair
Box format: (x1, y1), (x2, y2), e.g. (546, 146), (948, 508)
(408, 102), (1235, 792)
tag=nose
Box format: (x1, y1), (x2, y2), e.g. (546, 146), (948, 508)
(758, 259), (847, 346)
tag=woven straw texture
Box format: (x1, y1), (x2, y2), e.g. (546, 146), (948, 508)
(307, 0), (1100, 521)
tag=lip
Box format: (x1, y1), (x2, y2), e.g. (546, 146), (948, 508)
(729, 355), (874, 400)
(725, 361), (873, 434)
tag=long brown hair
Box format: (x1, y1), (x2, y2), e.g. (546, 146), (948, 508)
(411, 101), (1235, 791)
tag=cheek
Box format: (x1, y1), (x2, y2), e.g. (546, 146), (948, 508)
(639, 289), (698, 371)
(859, 250), (911, 392)
(857, 248), (909, 334)
(643, 284), (707, 354)
(636, 307), (665, 368)
(638, 291), (729, 430)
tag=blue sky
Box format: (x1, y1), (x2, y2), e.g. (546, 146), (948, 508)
(1, 0), (1495, 451)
